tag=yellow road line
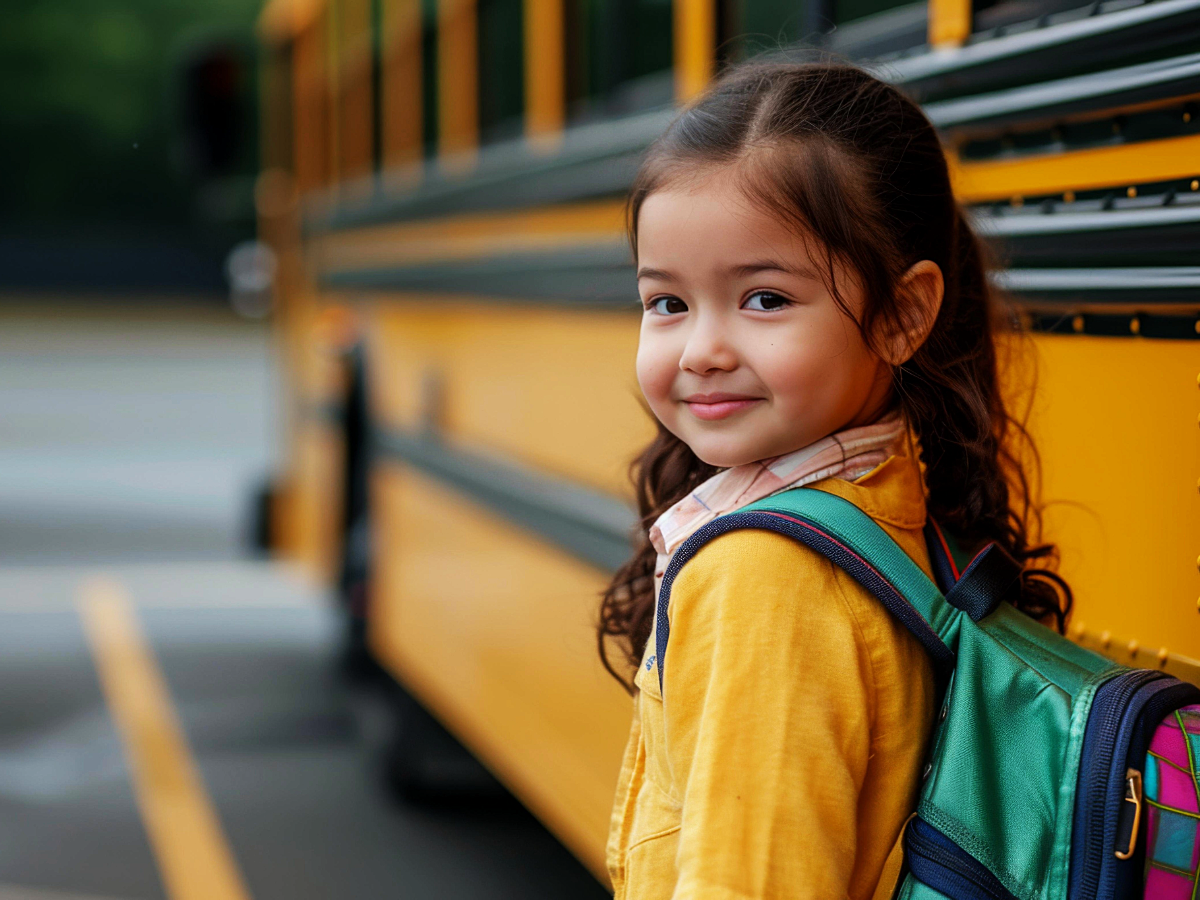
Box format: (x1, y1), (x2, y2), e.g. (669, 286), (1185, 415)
(78, 577), (251, 900)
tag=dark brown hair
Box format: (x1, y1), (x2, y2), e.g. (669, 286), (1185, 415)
(598, 60), (1071, 691)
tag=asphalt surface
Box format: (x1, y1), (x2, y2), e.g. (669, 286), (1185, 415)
(0, 301), (608, 900)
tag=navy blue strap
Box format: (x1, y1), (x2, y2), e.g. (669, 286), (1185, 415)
(923, 518), (961, 596)
(943, 543), (1022, 623)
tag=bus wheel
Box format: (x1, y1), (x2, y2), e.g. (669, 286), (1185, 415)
(379, 687), (506, 805)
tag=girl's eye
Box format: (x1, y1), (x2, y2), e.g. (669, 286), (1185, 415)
(647, 296), (687, 315)
(742, 291), (791, 312)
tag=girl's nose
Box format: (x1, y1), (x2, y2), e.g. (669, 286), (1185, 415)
(678, 318), (738, 374)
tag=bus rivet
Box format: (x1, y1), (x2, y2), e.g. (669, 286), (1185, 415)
(1100, 630), (1112, 648)
(1158, 648), (1169, 666)
(1072, 315), (1085, 333)
(1127, 640), (1139, 657)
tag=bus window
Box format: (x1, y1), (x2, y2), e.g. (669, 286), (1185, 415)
(564, 0), (674, 123)
(722, 0), (806, 60)
(478, 0), (525, 144)
(724, 0), (925, 83)
(422, 0), (438, 158)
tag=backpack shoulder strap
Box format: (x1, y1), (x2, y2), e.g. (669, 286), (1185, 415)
(654, 487), (959, 694)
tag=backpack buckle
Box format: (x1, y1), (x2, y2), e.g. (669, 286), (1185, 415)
(1114, 768), (1143, 860)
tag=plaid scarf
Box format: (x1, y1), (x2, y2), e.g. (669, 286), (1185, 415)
(649, 409), (907, 604)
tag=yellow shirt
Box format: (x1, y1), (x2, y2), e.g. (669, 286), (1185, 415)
(606, 452), (937, 900)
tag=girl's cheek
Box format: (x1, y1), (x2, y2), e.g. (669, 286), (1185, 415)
(757, 339), (821, 396)
(635, 341), (676, 409)
(760, 341), (851, 421)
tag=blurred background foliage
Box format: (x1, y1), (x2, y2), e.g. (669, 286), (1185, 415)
(0, 0), (906, 294)
(0, 0), (261, 294)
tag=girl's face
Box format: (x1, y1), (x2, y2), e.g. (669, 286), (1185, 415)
(635, 170), (894, 469)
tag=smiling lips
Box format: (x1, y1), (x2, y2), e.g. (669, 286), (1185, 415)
(683, 392), (764, 421)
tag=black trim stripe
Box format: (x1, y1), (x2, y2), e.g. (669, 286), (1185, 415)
(877, 0), (1200, 101)
(374, 426), (638, 572)
(975, 202), (1200, 269)
(322, 242), (636, 306)
(307, 108), (673, 233)
(1023, 308), (1200, 338)
(995, 266), (1200, 305)
(925, 50), (1200, 134)
(977, 201), (1200, 237)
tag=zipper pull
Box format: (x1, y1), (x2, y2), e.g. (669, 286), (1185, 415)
(1114, 768), (1143, 860)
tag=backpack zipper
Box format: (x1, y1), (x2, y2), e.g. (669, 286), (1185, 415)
(910, 673), (1192, 900)
(1069, 670), (1200, 900)
(1070, 669), (1162, 900)
(1100, 677), (1200, 899)
(905, 817), (1019, 900)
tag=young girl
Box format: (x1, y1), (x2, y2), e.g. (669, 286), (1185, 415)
(599, 62), (1070, 899)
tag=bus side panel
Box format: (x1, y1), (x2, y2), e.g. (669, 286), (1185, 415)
(369, 464), (633, 881)
(366, 298), (654, 496)
(1016, 333), (1200, 663)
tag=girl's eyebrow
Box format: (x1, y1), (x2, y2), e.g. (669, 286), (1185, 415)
(730, 259), (819, 279)
(636, 260), (820, 281)
(636, 266), (675, 281)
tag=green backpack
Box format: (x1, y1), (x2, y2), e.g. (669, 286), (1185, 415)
(653, 487), (1200, 900)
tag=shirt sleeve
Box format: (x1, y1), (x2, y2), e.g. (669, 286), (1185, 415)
(661, 527), (879, 900)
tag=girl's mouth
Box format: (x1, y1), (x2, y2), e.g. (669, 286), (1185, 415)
(683, 396), (763, 420)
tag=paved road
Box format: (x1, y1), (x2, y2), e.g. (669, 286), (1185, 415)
(0, 301), (277, 563)
(0, 301), (608, 899)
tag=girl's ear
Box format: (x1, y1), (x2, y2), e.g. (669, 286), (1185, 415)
(879, 260), (944, 366)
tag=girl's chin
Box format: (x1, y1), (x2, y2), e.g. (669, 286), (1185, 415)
(687, 430), (823, 468)
(688, 440), (769, 469)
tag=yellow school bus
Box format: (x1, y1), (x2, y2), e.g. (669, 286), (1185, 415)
(256, 0), (1200, 880)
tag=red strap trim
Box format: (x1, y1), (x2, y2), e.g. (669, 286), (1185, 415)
(928, 517), (960, 582)
(760, 511), (902, 596)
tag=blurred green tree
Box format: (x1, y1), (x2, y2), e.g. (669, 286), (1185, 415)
(0, 0), (261, 292)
